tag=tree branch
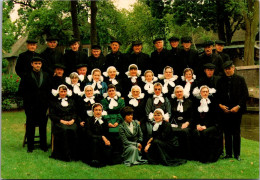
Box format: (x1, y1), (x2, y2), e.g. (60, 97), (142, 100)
(13, 0), (36, 9)
(231, 17), (244, 36)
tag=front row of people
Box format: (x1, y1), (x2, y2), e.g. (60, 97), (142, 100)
(49, 83), (223, 167)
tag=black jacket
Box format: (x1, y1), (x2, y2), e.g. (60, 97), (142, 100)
(88, 54), (106, 73)
(126, 52), (150, 72)
(178, 48), (199, 75)
(150, 48), (169, 76)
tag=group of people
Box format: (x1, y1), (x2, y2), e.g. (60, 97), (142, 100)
(16, 35), (249, 167)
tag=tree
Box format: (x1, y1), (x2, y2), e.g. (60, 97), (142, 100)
(70, 0), (80, 41)
(243, 0), (259, 65)
(90, 1), (98, 46)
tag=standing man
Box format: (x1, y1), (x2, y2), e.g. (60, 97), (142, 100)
(76, 64), (90, 89)
(19, 57), (51, 153)
(105, 39), (127, 74)
(40, 36), (64, 76)
(64, 39), (89, 75)
(127, 40), (150, 72)
(216, 61), (248, 161)
(168, 36), (181, 76)
(214, 40), (231, 63)
(197, 63), (220, 89)
(178, 36), (199, 76)
(198, 41), (223, 78)
(88, 45), (106, 72)
(15, 39), (39, 78)
(50, 63), (66, 89)
(150, 38), (169, 76)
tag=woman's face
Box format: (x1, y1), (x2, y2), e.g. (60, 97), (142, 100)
(59, 88), (67, 99)
(108, 68), (117, 79)
(108, 88), (116, 98)
(184, 70), (193, 81)
(154, 112), (163, 123)
(145, 72), (153, 82)
(131, 87), (140, 98)
(93, 105), (102, 118)
(175, 88), (184, 99)
(85, 86), (94, 97)
(154, 85), (162, 96)
(93, 71), (101, 82)
(200, 87), (209, 99)
(125, 114), (133, 123)
(164, 68), (173, 79)
(71, 77), (79, 85)
(129, 68), (137, 76)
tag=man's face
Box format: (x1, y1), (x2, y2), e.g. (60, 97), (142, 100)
(27, 43), (37, 52)
(154, 40), (164, 50)
(110, 42), (120, 53)
(204, 69), (215, 78)
(175, 88), (184, 99)
(125, 114), (133, 123)
(55, 68), (64, 77)
(182, 42), (191, 51)
(133, 44), (142, 54)
(170, 41), (179, 48)
(224, 66), (235, 77)
(70, 42), (80, 52)
(204, 45), (213, 55)
(77, 67), (87, 76)
(215, 44), (224, 53)
(93, 105), (102, 118)
(31, 61), (42, 72)
(92, 49), (101, 58)
(47, 41), (58, 49)
(108, 88), (116, 98)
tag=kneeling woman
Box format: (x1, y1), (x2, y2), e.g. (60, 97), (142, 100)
(86, 103), (112, 167)
(119, 106), (147, 166)
(144, 109), (186, 166)
(49, 84), (78, 161)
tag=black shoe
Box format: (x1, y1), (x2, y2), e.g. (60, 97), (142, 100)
(27, 149), (33, 153)
(234, 155), (241, 161)
(222, 155), (232, 159)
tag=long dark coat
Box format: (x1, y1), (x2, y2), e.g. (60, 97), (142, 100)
(88, 54), (106, 73)
(177, 48), (199, 75)
(150, 48), (169, 76)
(126, 52), (150, 72)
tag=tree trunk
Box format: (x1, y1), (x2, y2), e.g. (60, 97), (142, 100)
(71, 0), (80, 41)
(90, 1), (98, 47)
(243, 0), (259, 65)
(216, 0), (226, 41)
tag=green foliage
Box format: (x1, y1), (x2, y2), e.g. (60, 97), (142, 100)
(2, 59), (9, 74)
(2, 74), (23, 110)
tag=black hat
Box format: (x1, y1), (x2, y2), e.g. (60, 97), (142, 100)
(69, 38), (80, 46)
(26, 39), (38, 43)
(54, 63), (65, 69)
(168, 36), (179, 42)
(153, 37), (164, 44)
(204, 63), (216, 69)
(31, 56), (43, 62)
(132, 40), (142, 46)
(76, 64), (88, 69)
(110, 40), (122, 45)
(215, 40), (226, 45)
(181, 36), (192, 43)
(223, 61), (234, 69)
(203, 40), (214, 47)
(46, 36), (59, 41)
(91, 44), (101, 50)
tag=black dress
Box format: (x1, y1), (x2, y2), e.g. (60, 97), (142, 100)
(49, 97), (78, 161)
(86, 116), (112, 167)
(146, 121), (186, 166)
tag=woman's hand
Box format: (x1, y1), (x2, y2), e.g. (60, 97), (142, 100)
(181, 122), (189, 129)
(147, 138), (153, 145)
(137, 143), (142, 151)
(67, 119), (75, 125)
(102, 136), (111, 146)
(144, 144), (150, 153)
(60, 120), (67, 125)
(113, 122), (119, 127)
(80, 121), (85, 127)
(108, 123), (115, 128)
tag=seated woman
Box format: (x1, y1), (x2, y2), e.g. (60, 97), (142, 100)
(87, 68), (108, 102)
(145, 82), (171, 141)
(179, 68), (197, 100)
(101, 84), (125, 164)
(49, 84), (78, 162)
(141, 70), (158, 99)
(144, 108), (186, 166)
(158, 66), (178, 99)
(119, 106), (147, 167)
(65, 72), (84, 96)
(122, 64), (142, 98)
(170, 85), (193, 159)
(191, 85), (222, 163)
(86, 103), (112, 167)
(103, 66), (123, 93)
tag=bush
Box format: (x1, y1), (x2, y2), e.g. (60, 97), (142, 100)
(2, 59), (9, 74)
(2, 74), (23, 110)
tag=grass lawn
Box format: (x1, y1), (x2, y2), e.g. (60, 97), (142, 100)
(1, 110), (259, 179)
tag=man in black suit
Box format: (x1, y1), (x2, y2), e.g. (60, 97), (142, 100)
(167, 36), (181, 76)
(15, 39), (39, 78)
(216, 61), (249, 161)
(19, 57), (51, 153)
(88, 45), (106, 72)
(197, 63), (220, 89)
(41, 36), (64, 76)
(126, 40), (150, 72)
(214, 40), (231, 63)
